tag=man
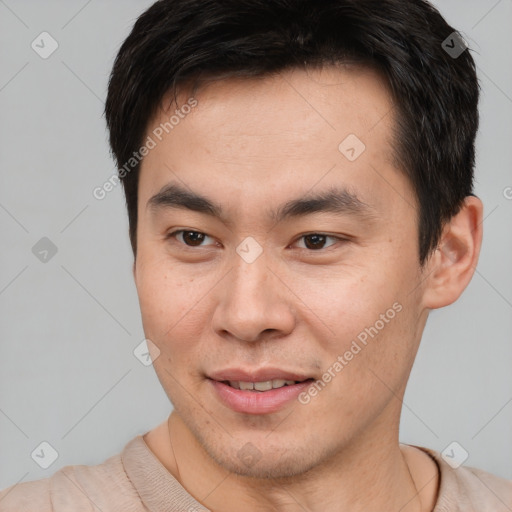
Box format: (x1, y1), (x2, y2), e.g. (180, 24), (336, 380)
(1, 0), (511, 510)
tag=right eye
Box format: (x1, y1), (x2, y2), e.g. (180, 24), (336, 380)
(166, 230), (217, 248)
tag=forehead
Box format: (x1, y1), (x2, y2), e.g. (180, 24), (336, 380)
(138, 65), (410, 222)
(154, 64), (394, 144)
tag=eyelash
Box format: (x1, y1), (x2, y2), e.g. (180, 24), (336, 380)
(165, 230), (347, 252)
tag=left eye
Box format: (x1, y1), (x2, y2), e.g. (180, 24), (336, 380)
(294, 234), (339, 250)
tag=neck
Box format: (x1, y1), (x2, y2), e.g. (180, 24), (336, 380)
(164, 411), (437, 512)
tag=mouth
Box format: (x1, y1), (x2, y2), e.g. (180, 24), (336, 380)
(207, 370), (315, 414)
(221, 378), (313, 391)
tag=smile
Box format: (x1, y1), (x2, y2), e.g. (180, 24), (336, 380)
(208, 376), (315, 414)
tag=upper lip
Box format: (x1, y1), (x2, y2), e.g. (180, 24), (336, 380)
(208, 368), (313, 382)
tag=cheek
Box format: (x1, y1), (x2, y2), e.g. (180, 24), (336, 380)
(135, 262), (207, 350)
(294, 261), (416, 378)
(291, 267), (397, 340)
(137, 271), (174, 333)
(137, 269), (209, 401)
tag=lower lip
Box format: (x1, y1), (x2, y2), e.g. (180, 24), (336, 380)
(209, 379), (313, 414)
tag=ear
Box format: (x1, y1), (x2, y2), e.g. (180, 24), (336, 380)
(422, 195), (483, 309)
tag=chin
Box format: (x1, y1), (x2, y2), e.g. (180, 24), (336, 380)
(217, 451), (317, 479)
(199, 433), (325, 480)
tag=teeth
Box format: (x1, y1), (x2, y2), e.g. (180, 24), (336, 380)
(254, 381), (273, 391)
(271, 379), (286, 388)
(228, 379), (299, 391)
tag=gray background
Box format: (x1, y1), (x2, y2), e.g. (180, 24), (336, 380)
(0, 0), (511, 490)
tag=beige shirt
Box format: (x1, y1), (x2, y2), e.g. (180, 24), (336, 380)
(1, 435), (511, 511)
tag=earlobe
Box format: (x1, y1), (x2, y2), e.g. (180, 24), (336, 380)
(422, 196), (483, 309)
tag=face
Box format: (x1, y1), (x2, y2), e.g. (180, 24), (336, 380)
(134, 65), (430, 478)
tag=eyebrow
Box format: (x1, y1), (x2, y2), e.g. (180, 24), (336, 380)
(147, 182), (377, 225)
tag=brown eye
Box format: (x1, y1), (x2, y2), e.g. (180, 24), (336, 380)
(168, 230), (214, 247)
(293, 233), (346, 251)
(181, 231), (206, 246)
(302, 234), (328, 250)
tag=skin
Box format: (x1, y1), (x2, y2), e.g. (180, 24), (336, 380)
(134, 65), (483, 512)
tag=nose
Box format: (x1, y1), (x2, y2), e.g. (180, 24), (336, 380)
(211, 250), (296, 343)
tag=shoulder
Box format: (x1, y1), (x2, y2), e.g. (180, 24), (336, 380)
(0, 476), (52, 512)
(416, 446), (512, 511)
(0, 439), (143, 512)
